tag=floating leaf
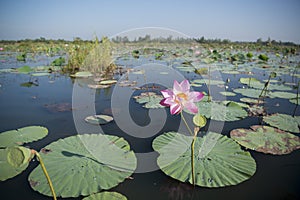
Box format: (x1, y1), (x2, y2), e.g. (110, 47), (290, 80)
(239, 78), (291, 91)
(230, 125), (300, 154)
(219, 91), (236, 96)
(88, 84), (110, 89)
(258, 54), (269, 61)
(289, 98), (300, 105)
(70, 71), (93, 78)
(29, 134), (137, 197)
(133, 92), (164, 109)
(31, 72), (51, 76)
(85, 115), (113, 125)
(118, 80), (137, 87)
(240, 97), (262, 104)
(263, 113), (300, 133)
(176, 66), (195, 72)
(99, 80), (117, 85)
(0, 68), (14, 73)
(0, 126), (48, 147)
(239, 77), (261, 86)
(153, 132), (256, 187)
(269, 91), (297, 99)
(17, 66), (32, 73)
(192, 79), (225, 85)
(190, 101), (248, 121)
(233, 88), (262, 98)
(222, 70), (240, 74)
(0, 146), (33, 181)
(20, 81), (38, 87)
(82, 191), (127, 200)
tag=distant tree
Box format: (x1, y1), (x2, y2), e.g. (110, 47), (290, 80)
(256, 38), (262, 44)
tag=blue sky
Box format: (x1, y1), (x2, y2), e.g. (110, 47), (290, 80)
(0, 0), (299, 43)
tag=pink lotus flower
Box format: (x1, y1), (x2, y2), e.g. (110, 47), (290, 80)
(160, 80), (204, 115)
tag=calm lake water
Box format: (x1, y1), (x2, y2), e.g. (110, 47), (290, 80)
(0, 50), (300, 200)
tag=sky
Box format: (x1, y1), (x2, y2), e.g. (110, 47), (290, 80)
(0, 0), (299, 43)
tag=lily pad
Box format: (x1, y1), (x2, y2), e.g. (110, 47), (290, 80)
(191, 101), (248, 121)
(17, 66), (32, 73)
(192, 79), (225, 86)
(263, 113), (300, 133)
(29, 134), (137, 198)
(153, 132), (256, 187)
(269, 91), (297, 99)
(0, 146), (33, 181)
(31, 72), (51, 76)
(0, 126), (48, 147)
(70, 71), (93, 78)
(85, 115), (113, 125)
(230, 125), (300, 154)
(240, 97), (262, 104)
(239, 78), (292, 91)
(88, 84), (111, 89)
(133, 92), (164, 109)
(289, 98), (300, 105)
(233, 88), (262, 98)
(219, 91), (236, 96)
(99, 80), (117, 85)
(239, 77), (261, 87)
(82, 191), (127, 200)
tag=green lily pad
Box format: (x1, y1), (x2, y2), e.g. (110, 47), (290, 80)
(219, 91), (236, 96)
(240, 97), (262, 104)
(222, 70), (240, 74)
(20, 81), (38, 87)
(239, 77), (261, 87)
(0, 68), (14, 73)
(99, 80), (117, 85)
(191, 101), (248, 121)
(70, 71), (93, 78)
(82, 191), (127, 200)
(192, 79), (225, 85)
(0, 126), (48, 147)
(85, 115), (113, 125)
(176, 66), (195, 72)
(0, 146), (33, 181)
(230, 125), (300, 155)
(29, 134), (136, 198)
(17, 66), (32, 73)
(133, 92), (164, 109)
(88, 84), (111, 89)
(153, 132), (256, 187)
(233, 88), (262, 98)
(269, 91), (297, 99)
(289, 98), (300, 105)
(239, 78), (292, 91)
(263, 113), (300, 133)
(31, 72), (51, 76)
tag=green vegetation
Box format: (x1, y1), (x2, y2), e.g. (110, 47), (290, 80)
(51, 57), (65, 66)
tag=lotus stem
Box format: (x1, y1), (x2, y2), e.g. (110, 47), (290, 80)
(32, 150), (57, 200)
(191, 132), (197, 186)
(180, 112), (193, 136)
(207, 65), (212, 102)
(180, 112), (197, 185)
